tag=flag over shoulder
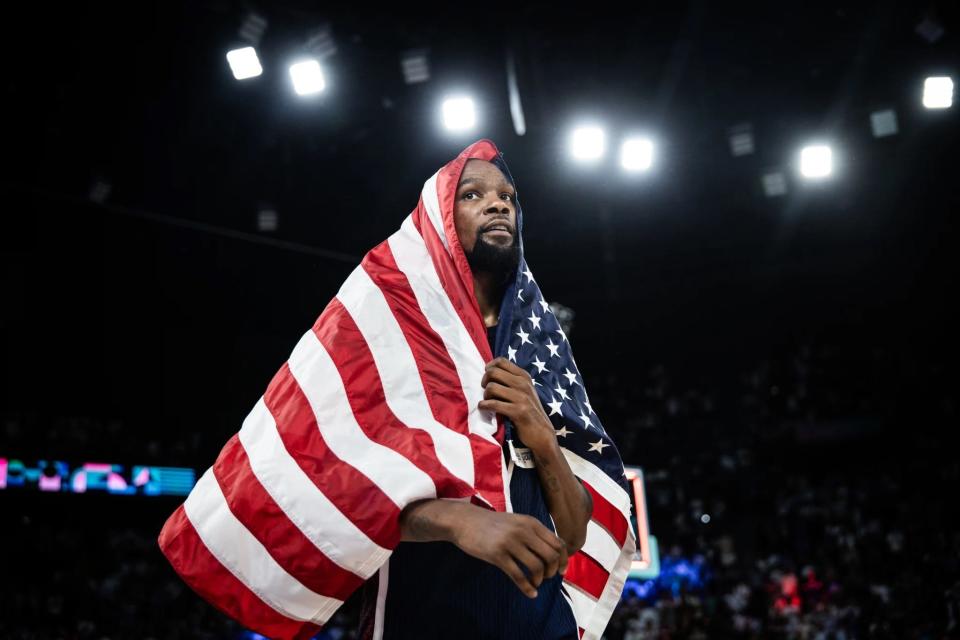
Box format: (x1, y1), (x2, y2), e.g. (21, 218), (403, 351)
(158, 139), (635, 640)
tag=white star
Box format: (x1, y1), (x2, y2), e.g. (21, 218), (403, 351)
(546, 396), (563, 416)
(532, 379), (541, 387)
(555, 425), (572, 438)
(545, 339), (560, 358)
(553, 384), (569, 401)
(539, 299), (550, 313)
(523, 266), (534, 283)
(507, 345), (517, 362)
(527, 312), (542, 331)
(556, 326), (568, 343)
(517, 289), (524, 302)
(584, 398), (594, 414)
(579, 411), (594, 430)
(531, 355), (548, 374)
(588, 439), (609, 454)
(516, 328), (531, 345)
(562, 367), (580, 387)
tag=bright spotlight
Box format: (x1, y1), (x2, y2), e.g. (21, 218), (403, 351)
(620, 137), (653, 171)
(289, 59), (326, 96)
(441, 97), (476, 131)
(570, 126), (606, 161)
(923, 76), (954, 109)
(799, 145), (833, 179)
(226, 47), (262, 80)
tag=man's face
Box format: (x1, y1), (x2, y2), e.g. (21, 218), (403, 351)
(453, 159), (520, 279)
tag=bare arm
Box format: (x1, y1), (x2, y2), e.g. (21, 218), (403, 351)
(479, 357), (593, 553)
(528, 439), (593, 552)
(398, 498), (568, 598)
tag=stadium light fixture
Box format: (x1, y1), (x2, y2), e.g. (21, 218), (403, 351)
(289, 59), (326, 96)
(923, 76), (954, 109)
(620, 137), (654, 172)
(799, 145), (833, 179)
(761, 171), (787, 197)
(870, 109), (898, 138)
(570, 126), (606, 161)
(441, 96), (476, 132)
(226, 47), (263, 80)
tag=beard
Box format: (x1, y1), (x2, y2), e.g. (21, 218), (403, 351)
(464, 229), (520, 283)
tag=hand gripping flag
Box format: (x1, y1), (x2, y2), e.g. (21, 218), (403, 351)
(158, 139), (636, 640)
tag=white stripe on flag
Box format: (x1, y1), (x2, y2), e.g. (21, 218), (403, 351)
(560, 447), (633, 515)
(388, 216), (499, 444)
(238, 398), (389, 579)
(334, 263), (475, 486)
(584, 532), (637, 640)
(582, 520), (623, 572)
(288, 328), (438, 507)
(420, 172), (448, 252)
(183, 468), (343, 625)
(561, 584), (597, 632)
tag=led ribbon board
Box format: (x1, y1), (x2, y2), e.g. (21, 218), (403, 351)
(0, 457), (196, 496)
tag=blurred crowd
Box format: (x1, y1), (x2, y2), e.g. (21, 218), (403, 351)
(2, 338), (957, 639)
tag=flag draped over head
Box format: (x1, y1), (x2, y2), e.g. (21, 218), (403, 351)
(158, 139), (635, 640)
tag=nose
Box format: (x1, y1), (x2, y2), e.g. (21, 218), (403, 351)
(484, 199), (512, 214)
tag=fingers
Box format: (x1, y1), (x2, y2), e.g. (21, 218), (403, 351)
(477, 398), (508, 414)
(510, 546), (547, 593)
(524, 535), (561, 581)
(481, 365), (527, 390)
(485, 357), (529, 379)
(482, 381), (518, 402)
(558, 540), (570, 576)
(527, 518), (569, 576)
(497, 552), (539, 598)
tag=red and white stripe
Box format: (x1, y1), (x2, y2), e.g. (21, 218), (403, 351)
(158, 139), (633, 640)
(559, 449), (636, 640)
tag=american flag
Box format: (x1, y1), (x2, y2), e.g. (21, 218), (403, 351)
(157, 139), (635, 640)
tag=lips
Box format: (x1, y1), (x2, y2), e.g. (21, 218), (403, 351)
(482, 223), (513, 234)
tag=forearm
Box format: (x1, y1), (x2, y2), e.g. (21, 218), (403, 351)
(399, 498), (474, 543)
(529, 440), (592, 553)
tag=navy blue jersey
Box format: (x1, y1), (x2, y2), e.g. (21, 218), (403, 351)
(357, 324), (578, 640)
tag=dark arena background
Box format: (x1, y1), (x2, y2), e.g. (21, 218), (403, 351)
(2, 2), (958, 639)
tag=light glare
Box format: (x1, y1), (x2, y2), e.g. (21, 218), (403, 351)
(621, 138), (654, 171)
(441, 97), (476, 131)
(799, 145), (833, 179)
(923, 76), (954, 109)
(226, 47), (262, 80)
(570, 126), (606, 161)
(289, 59), (326, 96)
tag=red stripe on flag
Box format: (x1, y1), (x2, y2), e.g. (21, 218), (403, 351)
(583, 480), (628, 546)
(361, 243), (472, 439)
(411, 204), (491, 371)
(211, 434), (364, 601)
(565, 550), (610, 599)
(311, 296), (475, 499)
(158, 505), (321, 640)
(411, 206), (507, 469)
(263, 362), (401, 549)
(360, 243), (506, 510)
(431, 143), (499, 358)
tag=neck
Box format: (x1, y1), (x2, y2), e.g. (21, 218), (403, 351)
(473, 271), (506, 328)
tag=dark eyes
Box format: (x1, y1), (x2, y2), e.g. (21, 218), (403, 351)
(463, 191), (514, 202)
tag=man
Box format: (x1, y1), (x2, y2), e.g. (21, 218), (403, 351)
(158, 139), (633, 640)
(359, 157), (594, 639)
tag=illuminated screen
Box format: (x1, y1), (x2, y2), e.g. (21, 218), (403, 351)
(623, 465), (660, 580)
(0, 457), (195, 496)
